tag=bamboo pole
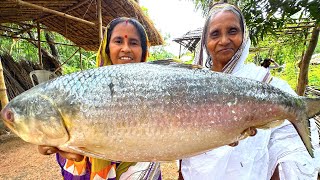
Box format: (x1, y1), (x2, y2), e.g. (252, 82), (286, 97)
(0, 58), (9, 110)
(37, 22), (43, 68)
(80, 48), (83, 70)
(97, 0), (103, 44)
(54, 48), (80, 73)
(0, 58), (9, 133)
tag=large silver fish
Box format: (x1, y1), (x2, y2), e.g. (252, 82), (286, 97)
(1, 60), (320, 162)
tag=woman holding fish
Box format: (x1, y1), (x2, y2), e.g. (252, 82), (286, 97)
(38, 17), (162, 180)
(180, 3), (320, 180)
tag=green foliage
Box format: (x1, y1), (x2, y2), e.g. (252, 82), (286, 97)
(246, 34), (307, 89)
(309, 64), (320, 87)
(188, 0), (320, 45)
(52, 33), (96, 74)
(315, 36), (320, 54)
(279, 61), (299, 89)
(239, 0), (320, 46)
(148, 45), (175, 61)
(0, 36), (39, 62)
(147, 33), (176, 61)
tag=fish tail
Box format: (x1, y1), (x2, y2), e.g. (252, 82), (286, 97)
(292, 115), (313, 157)
(293, 97), (320, 158)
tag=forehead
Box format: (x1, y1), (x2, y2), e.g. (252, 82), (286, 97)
(209, 10), (241, 27)
(111, 22), (140, 38)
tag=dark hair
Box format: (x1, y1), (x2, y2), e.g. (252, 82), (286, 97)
(105, 17), (148, 62)
(261, 58), (272, 68)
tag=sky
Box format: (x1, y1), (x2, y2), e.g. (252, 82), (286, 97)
(139, 0), (205, 56)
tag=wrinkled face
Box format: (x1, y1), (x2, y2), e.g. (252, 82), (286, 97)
(0, 88), (68, 146)
(206, 11), (243, 71)
(109, 22), (143, 64)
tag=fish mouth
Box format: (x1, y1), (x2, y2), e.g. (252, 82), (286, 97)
(1, 107), (14, 128)
(0, 107), (20, 136)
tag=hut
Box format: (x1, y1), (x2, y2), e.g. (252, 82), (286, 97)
(172, 27), (202, 58)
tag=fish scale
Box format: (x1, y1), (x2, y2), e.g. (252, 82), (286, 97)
(1, 60), (320, 162)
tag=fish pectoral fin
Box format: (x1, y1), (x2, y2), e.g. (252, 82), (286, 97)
(255, 120), (284, 129)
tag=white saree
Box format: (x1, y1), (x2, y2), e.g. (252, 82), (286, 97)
(182, 3), (320, 179)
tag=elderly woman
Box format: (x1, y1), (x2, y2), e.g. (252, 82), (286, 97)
(39, 17), (162, 180)
(180, 3), (319, 180)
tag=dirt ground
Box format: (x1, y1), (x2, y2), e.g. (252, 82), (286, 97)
(0, 134), (178, 180)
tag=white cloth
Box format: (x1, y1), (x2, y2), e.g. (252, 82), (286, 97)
(181, 63), (320, 180)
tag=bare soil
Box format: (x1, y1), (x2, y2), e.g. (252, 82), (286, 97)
(0, 134), (178, 180)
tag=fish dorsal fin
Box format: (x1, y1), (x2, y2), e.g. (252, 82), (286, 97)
(148, 59), (204, 70)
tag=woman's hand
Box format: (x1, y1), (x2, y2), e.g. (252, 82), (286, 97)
(228, 127), (257, 147)
(38, 145), (84, 162)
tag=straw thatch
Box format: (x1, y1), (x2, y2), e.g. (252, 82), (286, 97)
(0, 0), (164, 51)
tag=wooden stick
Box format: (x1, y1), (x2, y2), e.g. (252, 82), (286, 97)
(54, 48), (80, 73)
(0, 58), (9, 110)
(37, 22), (43, 68)
(97, 0), (103, 44)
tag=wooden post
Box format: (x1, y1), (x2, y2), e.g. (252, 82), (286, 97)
(296, 25), (320, 95)
(37, 22), (43, 68)
(178, 44), (181, 59)
(0, 58), (8, 110)
(0, 57), (9, 134)
(79, 47), (83, 70)
(97, 0), (103, 44)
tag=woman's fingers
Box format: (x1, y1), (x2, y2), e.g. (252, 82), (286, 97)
(228, 127), (258, 147)
(228, 141), (239, 147)
(57, 150), (84, 162)
(247, 127), (257, 136)
(38, 145), (84, 162)
(38, 145), (59, 155)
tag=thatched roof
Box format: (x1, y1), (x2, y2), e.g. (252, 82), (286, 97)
(0, 0), (164, 51)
